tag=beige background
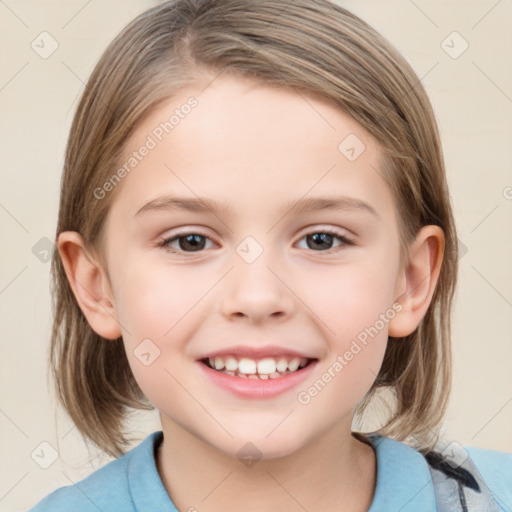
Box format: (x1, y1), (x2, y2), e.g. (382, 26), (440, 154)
(1, 1), (511, 510)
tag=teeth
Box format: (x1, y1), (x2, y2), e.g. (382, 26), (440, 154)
(276, 358), (288, 372)
(288, 358), (300, 372)
(205, 355), (309, 378)
(257, 358), (277, 375)
(225, 356), (238, 371)
(238, 358), (257, 374)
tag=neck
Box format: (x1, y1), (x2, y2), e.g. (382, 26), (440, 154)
(156, 417), (377, 512)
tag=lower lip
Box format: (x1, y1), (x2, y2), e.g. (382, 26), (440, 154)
(197, 360), (318, 399)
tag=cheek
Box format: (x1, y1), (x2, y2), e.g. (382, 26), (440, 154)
(295, 265), (394, 414)
(110, 260), (204, 411)
(109, 256), (216, 390)
(294, 254), (397, 396)
(111, 257), (210, 341)
(297, 256), (399, 338)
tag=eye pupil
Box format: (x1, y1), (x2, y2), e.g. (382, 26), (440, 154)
(307, 233), (334, 250)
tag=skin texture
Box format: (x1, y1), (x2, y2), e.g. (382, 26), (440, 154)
(58, 74), (444, 511)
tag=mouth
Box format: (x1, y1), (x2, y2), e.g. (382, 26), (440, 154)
(199, 355), (317, 380)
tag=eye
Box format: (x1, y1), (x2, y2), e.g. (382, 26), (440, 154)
(158, 227), (354, 255)
(158, 232), (216, 253)
(296, 229), (354, 252)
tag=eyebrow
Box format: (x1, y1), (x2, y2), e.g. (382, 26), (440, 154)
(135, 194), (379, 218)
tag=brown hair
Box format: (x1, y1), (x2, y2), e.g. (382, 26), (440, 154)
(50, 0), (458, 458)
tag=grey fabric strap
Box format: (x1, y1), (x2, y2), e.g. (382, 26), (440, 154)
(425, 441), (502, 512)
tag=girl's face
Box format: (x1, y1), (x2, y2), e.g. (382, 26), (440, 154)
(101, 74), (405, 459)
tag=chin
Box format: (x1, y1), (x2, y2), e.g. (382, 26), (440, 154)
(212, 428), (310, 463)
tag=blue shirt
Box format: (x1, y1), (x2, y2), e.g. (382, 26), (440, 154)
(28, 431), (512, 511)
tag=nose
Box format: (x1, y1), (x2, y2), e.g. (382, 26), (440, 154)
(220, 251), (296, 324)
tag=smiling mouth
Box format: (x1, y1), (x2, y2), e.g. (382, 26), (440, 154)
(200, 356), (317, 379)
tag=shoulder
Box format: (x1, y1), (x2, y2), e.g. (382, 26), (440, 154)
(27, 456), (131, 512)
(364, 435), (438, 511)
(28, 431), (164, 512)
(465, 444), (512, 512)
(363, 434), (512, 512)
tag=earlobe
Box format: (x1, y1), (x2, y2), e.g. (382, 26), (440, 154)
(388, 225), (445, 338)
(57, 231), (122, 340)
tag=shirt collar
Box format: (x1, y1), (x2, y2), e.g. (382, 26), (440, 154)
(128, 431), (437, 512)
(127, 430), (179, 511)
(366, 434), (437, 512)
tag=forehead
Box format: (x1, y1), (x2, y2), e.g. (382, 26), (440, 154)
(110, 74), (394, 222)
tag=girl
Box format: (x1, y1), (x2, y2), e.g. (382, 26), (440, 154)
(29, 0), (511, 511)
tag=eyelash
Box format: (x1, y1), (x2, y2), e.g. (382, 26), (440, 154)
(157, 227), (355, 256)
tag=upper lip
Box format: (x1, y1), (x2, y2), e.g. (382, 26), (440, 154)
(198, 344), (317, 361)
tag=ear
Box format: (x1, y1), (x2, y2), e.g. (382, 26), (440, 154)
(388, 225), (445, 338)
(57, 231), (122, 340)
